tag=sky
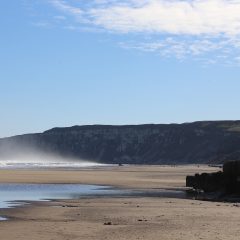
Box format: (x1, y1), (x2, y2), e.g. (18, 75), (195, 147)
(1, 0), (240, 138)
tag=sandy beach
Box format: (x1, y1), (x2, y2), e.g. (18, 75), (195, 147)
(0, 165), (240, 240)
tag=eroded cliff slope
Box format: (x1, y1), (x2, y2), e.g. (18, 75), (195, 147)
(1, 121), (240, 164)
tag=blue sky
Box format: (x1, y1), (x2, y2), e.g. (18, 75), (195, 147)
(1, 0), (240, 137)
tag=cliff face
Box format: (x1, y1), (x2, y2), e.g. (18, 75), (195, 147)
(1, 121), (240, 164)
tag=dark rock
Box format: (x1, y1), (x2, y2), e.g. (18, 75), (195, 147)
(223, 160), (240, 177)
(186, 160), (240, 199)
(104, 222), (112, 225)
(187, 171), (225, 192)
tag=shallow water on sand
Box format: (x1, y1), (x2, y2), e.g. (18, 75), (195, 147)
(0, 184), (188, 220)
(0, 184), (123, 209)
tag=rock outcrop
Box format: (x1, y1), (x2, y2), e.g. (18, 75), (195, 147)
(186, 160), (240, 196)
(1, 121), (240, 164)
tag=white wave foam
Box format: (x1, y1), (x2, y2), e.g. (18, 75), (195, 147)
(0, 158), (109, 169)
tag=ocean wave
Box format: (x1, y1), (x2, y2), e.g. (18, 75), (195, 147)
(0, 159), (109, 169)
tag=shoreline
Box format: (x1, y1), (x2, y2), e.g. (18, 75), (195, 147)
(1, 165), (240, 240)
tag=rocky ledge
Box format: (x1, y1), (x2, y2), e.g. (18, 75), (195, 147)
(186, 160), (240, 202)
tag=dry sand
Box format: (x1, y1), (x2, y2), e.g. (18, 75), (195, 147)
(0, 165), (240, 240)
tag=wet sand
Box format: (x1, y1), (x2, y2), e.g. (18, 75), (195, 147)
(0, 165), (215, 188)
(1, 165), (240, 240)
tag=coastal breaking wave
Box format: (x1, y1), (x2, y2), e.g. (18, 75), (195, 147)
(0, 142), (110, 169)
(0, 159), (108, 169)
(0, 151), (108, 169)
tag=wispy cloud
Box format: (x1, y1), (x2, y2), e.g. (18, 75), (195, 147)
(120, 36), (240, 65)
(51, 0), (82, 15)
(32, 21), (52, 28)
(53, 15), (67, 21)
(46, 0), (240, 64)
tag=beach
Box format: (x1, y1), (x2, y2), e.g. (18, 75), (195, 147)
(0, 165), (240, 240)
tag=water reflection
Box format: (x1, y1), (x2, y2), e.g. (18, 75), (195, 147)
(0, 184), (122, 209)
(0, 184), (188, 221)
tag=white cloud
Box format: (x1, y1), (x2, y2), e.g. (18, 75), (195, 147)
(48, 0), (240, 64)
(119, 36), (240, 66)
(50, 0), (240, 36)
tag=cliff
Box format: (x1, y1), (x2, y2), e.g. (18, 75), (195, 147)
(1, 121), (240, 164)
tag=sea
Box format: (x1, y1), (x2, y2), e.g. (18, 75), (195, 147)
(0, 158), (110, 169)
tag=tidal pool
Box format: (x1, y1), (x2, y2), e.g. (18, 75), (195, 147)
(0, 184), (188, 221)
(0, 183), (124, 209)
